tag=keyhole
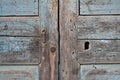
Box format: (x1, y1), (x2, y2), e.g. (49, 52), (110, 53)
(84, 42), (89, 50)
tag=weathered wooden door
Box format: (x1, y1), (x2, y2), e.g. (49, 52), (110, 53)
(60, 0), (120, 80)
(0, 0), (58, 80)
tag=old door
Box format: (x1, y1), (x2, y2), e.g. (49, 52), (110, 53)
(60, 0), (120, 80)
(0, 0), (58, 80)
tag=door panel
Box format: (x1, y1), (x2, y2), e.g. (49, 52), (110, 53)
(80, 0), (120, 15)
(0, 0), (38, 16)
(81, 64), (120, 80)
(0, 37), (40, 64)
(0, 17), (40, 36)
(77, 16), (120, 39)
(0, 66), (39, 80)
(60, 0), (120, 80)
(0, 0), (58, 80)
(77, 40), (120, 64)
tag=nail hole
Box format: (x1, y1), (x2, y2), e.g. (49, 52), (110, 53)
(42, 29), (45, 32)
(72, 52), (74, 55)
(84, 41), (89, 50)
(70, 29), (73, 31)
(4, 24), (8, 30)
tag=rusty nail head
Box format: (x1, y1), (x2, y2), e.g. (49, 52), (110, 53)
(50, 47), (56, 53)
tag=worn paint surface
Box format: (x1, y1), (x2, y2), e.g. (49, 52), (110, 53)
(60, 0), (80, 80)
(0, 0), (58, 79)
(77, 16), (120, 39)
(0, 37), (40, 64)
(39, 0), (58, 80)
(80, 0), (120, 15)
(0, 17), (40, 36)
(81, 65), (120, 80)
(0, 66), (39, 80)
(76, 40), (120, 64)
(60, 0), (120, 80)
(0, 0), (38, 16)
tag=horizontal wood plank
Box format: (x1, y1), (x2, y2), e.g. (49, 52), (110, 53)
(0, 66), (39, 80)
(0, 0), (38, 16)
(77, 16), (120, 39)
(0, 17), (40, 36)
(81, 64), (120, 80)
(80, 0), (120, 15)
(0, 37), (40, 64)
(76, 40), (120, 64)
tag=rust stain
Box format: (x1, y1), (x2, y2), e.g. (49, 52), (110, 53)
(50, 47), (56, 80)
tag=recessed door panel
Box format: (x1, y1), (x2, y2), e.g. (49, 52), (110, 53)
(77, 16), (120, 39)
(0, 0), (38, 16)
(0, 37), (40, 64)
(0, 66), (39, 80)
(80, 0), (120, 15)
(0, 17), (40, 36)
(81, 65), (120, 80)
(77, 40), (120, 64)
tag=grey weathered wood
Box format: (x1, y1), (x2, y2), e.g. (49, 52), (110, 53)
(80, 0), (120, 15)
(0, 37), (40, 64)
(39, 0), (58, 80)
(81, 64), (120, 80)
(76, 40), (120, 64)
(61, 0), (120, 80)
(60, 0), (80, 80)
(0, 0), (58, 80)
(0, 17), (40, 36)
(0, 66), (39, 80)
(0, 0), (38, 16)
(77, 16), (120, 39)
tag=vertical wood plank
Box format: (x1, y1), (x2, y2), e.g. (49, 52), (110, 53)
(60, 0), (80, 80)
(39, 0), (58, 80)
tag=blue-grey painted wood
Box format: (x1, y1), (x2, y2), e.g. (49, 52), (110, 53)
(81, 64), (120, 80)
(0, 66), (39, 80)
(0, 0), (38, 16)
(0, 37), (40, 64)
(80, 0), (120, 15)
(0, 17), (40, 36)
(77, 40), (120, 64)
(77, 16), (120, 39)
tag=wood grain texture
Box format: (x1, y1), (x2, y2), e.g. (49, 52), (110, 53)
(60, 0), (120, 80)
(0, 66), (39, 80)
(0, 17), (40, 36)
(77, 16), (120, 39)
(76, 40), (120, 64)
(39, 0), (58, 80)
(80, 0), (120, 15)
(0, 0), (38, 16)
(60, 0), (80, 80)
(0, 37), (41, 64)
(0, 0), (58, 80)
(81, 64), (120, 80)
